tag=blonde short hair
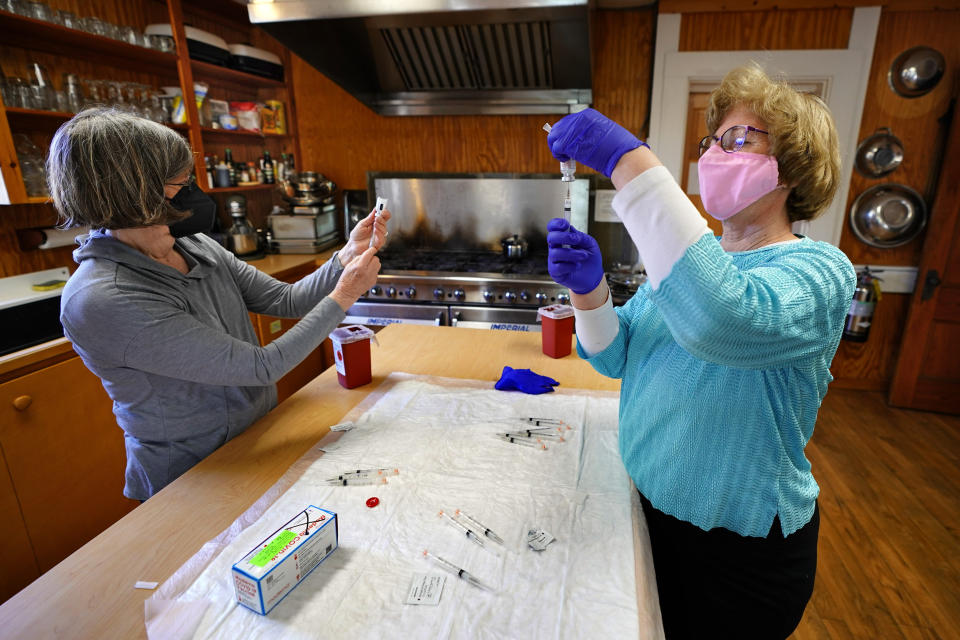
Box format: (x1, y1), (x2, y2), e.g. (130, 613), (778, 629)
(705, 64), (841, 222)
(47, 108), (194, 230)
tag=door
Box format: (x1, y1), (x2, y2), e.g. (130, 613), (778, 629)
(889, 103), (960, 414)
(0, 356), (137, 571)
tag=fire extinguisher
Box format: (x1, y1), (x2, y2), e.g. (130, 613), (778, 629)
(843, 267), (882, 342)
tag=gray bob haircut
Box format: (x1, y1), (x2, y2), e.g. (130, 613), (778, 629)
(47, 108), (194, 229)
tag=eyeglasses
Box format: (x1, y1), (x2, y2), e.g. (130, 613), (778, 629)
(165, 174), (195, 188)
(698, 125), (769, 157)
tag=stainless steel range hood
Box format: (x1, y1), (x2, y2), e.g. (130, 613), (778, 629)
(246, 1), (593, 115)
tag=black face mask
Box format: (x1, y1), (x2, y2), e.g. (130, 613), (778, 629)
(167, 182), (217, 238)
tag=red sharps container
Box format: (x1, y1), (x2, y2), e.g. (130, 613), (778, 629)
(330, 325), (375, 389)
(538, 304), (575, 359)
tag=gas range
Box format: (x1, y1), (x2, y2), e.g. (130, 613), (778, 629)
(345, 251), (571, 330)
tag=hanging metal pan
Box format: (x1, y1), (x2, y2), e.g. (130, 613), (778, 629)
(855, 128), (904, 178)
(849, 183), (927, 248)
(888, 46), (945, 98)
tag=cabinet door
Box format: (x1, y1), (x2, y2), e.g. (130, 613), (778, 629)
(0, 448), (40, 604)
(0, 357), (138, 572)
(253, 314), (331, 403)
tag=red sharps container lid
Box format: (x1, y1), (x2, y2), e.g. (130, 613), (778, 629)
(331, 325), (375, 344)
(537, 304), (574, 320)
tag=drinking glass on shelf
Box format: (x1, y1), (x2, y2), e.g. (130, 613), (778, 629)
(3, 77), (30, 108)
(58, 10), (80, 30)
(117, 25), (138, 46)
(24, 1), (54, 22)
(14, 134), (49, 197)
(63, 73), (83, 113)
(82, 78), (105, 108)
(26, 62), (54, 110)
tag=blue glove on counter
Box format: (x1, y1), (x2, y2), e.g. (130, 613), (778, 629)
(546, 108), (647, 178)
(495, 366), (559, 395)
(547, 218), (605, 294)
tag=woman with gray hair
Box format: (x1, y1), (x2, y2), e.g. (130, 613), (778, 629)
(49, 108), (386, 501)
(544, 65), (856, 638)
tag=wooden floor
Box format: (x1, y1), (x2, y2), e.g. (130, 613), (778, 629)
(791, 389), (960, 640)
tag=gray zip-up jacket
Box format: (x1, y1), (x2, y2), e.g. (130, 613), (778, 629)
(61, 230), (346, 500)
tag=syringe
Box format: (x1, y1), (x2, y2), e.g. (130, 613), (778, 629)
(542, 123), (575, 223)
(454, 509), (505, 545)
(438, 510), (488, 549)
(325, 476), (388, 487)
(325, 467), (399, 483)
(422, 550), (492, 591)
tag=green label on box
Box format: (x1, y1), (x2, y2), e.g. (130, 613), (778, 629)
(250, 530), (296, 567)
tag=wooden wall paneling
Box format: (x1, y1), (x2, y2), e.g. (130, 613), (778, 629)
(591, 8), (656, 138)
(662, 0), (958, 12)
(830, 293), (911, 390)
(678, 8), (852, 52)
(838, 9), (960, 267)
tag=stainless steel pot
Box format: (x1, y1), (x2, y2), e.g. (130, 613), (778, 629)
(888, 46), (945, 98)
(849, 183), (927, 248)
(855, 128), (904, 178)
(501, 234), (528, 261)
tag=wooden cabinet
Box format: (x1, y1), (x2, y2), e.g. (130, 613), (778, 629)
(0, 355), (137, 602)
(0, 447), (40, 604)
(0, 0), (302, 236)
(249, 260), (334, 403)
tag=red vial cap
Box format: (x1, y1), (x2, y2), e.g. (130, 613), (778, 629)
(366, 497), (380, 508)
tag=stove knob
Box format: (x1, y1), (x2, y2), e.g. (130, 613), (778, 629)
(482, 290), (496, 302)
(504, 291), (517, 303)
(520, 290), (531, 302)
(386, 286), (398, 298)
(535, 291), (548, 304)
(453, 288), (466, 301)
(433, 287), (445, 300)
(369, 285), (382, 296)
(558, 292), (571, 305)
(405, 286), (417, 299)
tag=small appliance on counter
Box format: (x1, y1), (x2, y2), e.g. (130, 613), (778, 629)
(225, 194), (264, 260)
(270, 171), (340, 253)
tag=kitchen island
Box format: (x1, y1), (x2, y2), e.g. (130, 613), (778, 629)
(0, 324), (626, 638)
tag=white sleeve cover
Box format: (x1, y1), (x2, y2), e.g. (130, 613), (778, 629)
(573, 292), (619, 356)
(611, 166), (712, 289)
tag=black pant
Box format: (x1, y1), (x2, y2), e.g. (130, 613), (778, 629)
(640, 493), (819, 640)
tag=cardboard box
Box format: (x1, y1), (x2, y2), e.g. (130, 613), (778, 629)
(232, 506), (338, 615)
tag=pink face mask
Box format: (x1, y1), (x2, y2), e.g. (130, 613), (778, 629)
(697, 145), (780, 220)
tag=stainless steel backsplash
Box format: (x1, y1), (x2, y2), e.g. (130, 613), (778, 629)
(367, 173), (590, 253)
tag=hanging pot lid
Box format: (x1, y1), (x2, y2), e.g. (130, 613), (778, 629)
(855, 128), (904, 178)
(888, 46), (946, 98)
(849, 183), (927, 248)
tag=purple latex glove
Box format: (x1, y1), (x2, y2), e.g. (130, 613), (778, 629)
(547, 217), (605, 294)
(546, 108), (647, 178)
(495, 366), (559, 395)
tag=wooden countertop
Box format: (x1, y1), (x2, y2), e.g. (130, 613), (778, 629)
(0, 324), (619, 638)
(0, 250), (341, 380)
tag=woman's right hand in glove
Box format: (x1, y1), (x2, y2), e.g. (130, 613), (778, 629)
(547, 218), (605, 295)
(330, 247), (380, 311)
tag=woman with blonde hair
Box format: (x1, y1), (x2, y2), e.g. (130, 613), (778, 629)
(545, 65), (855, 638)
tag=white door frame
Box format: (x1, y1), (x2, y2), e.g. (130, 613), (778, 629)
(648, 8), (881, 246)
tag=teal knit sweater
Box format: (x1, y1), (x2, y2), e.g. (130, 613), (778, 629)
(579, 234), (855, 537)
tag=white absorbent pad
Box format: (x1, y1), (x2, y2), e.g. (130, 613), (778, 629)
(145, 373), (663, 639)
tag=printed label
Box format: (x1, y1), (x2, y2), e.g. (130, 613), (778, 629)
(490, 323), (532, 332)
(848, 300), (875, 316)
(251, 530), (297, 567)
(405, 573), (445, 605)
(331, 338), (346, 375)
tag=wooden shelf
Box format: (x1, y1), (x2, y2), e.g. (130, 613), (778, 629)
(199, 127), (287, 142)
(190, 60), (286, 90)
(26, 197), (51, 204)
(207, 184), (278, 194)
(4, 108), (190, 132)
(0, 10), (179, 77)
